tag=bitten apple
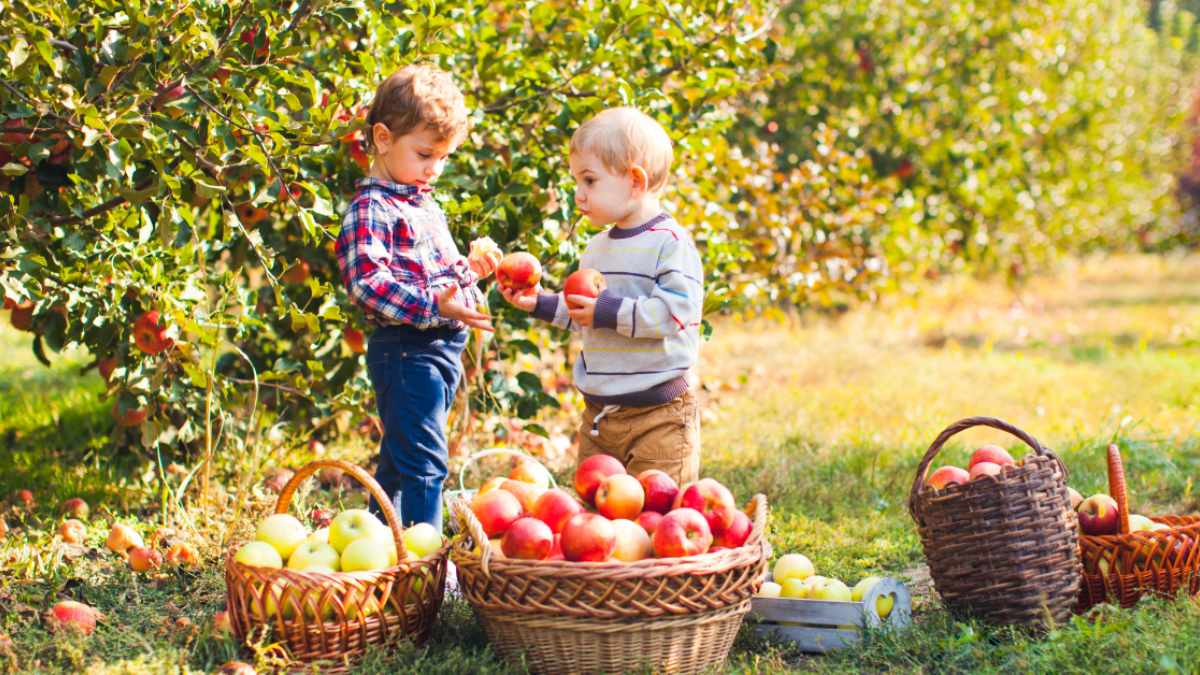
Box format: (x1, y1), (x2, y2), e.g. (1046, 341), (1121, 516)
(677, 478), (737, 533)
(926, 466), (969, 490)
(501, 516), (554, 560)
(596, 474), (645, 520)
(1078, 494), (1119, 536)
(470, 489), (524, 538)
(636, 470), (679, 514)
(563, 269), (608, 310)
(133, 310), (173, 353)
(496, 252), (542, 290)
(574, 454), (626, 506)
(561, 513), (618, 562)
(651, 508), (712, 558)
(530, 488), (584, 534)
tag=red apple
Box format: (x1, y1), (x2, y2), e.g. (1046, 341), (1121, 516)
(349, 138), (371, 170)
(635, 510), (663, 536)
(262, 468), (294, 493)
(133, 310), (173, 354)
(214, 67), (231, 85)
(308, 508), (334, 529)
(595, 474), (645, 521)
(317, 465), (344, 487)
(212, 610), (233, 635)
(8, 490), (32, 508)
(479, 476), (508, 496)
(166, 543), (200, 567)
(636, 470), (679, 514)
(97, 355), (118, 385)
(128, 546), (163, 573)
(563, 269), (608, 310)
(561, 513), (617, 562)
(470, 489), (523, 538)
(508, 461), (552, 489)
(969, 445), (1015, 470)
(574, 455), (626, 506)
(63, 498), (89, 519)
(500, 479), (543, 513)
(968, 462), (1002, 481)
(112, 402), (147, 427)
(60, 519), (87, 544)
(235, 202), (269, 225)
(496, 252), (542, 291)
(530, 488), (584, 534)
(10, 300), (34, 331)
(1078, 494), (1119, 536)
(546, 534), (565, 561)
(48, 601), (104, 634)
(281, 260), (310, 284)
(501, 516), (554, 561)
(153, 85), (186, 117)
(344, 326), (366, 353)
(671, 482), (695, 511)
(926, 466), (969, 490)
(106, 523), (143, 553)
(677, 478), (736, 533)
(239, 27), (270, 58)
(713, 509), (751, 549)
(651, 508), (712, 558)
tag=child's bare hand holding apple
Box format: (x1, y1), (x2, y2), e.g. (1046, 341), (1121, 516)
(498, 282), (541, 312)
(467, 237), (502, 279)
(565, 296), (597, 327)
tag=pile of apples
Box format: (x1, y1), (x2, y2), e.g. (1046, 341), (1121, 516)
(1070, 489), (1190, 574)
(925, 445), (1020, 490)
(467, 456), (753, 563)
(756, 553), (895, 625)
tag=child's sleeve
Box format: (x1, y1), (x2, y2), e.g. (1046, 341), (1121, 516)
(592, 236), (704, 339)
(529, 291), (583, 333)
(336, 199), (442, 329)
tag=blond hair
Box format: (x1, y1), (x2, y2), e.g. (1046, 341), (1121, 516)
(569, 107), (674, 192)
(365, 64), (470, 152)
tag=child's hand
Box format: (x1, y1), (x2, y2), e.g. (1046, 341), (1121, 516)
(467, 237), (502, 280)
(437, 286), (494, 332)
(498, 282), (540, 312)
(565, 295), (597, 327)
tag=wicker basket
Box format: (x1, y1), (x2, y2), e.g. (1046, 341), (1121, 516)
(1076, 444), (1200, 611)
(224, 459), (449, 673)
(908, 417), (1082, 626)
(451, 494), (771, 674)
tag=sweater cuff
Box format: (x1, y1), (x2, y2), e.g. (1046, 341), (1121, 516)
(530, 292), (559, 322)
(593, 289), (622, 331)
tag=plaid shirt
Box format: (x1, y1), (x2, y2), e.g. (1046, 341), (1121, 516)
(336, 178), (481, 330)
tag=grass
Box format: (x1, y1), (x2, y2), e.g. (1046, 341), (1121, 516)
(0, 253), (1198, 673)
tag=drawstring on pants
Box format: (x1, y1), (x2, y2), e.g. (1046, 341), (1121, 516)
(590, 405), (621, 436)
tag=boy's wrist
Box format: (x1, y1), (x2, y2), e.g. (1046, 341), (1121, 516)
(530, 292), (559, 322)
(592, 289), (622, 330)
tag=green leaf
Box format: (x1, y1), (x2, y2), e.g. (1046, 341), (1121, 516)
(41, 310), (67, 352)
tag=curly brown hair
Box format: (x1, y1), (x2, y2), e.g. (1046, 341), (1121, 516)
(364, 64), (470, 153)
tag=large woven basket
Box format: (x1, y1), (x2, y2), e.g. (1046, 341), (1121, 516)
(908, 417), (1082, 626)
(451, 494), (771, 675)
(224, 459), (449, 673)
(1077, 444), (1200, 611)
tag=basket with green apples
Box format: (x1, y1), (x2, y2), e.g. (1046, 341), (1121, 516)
(223, 459), (450, 672)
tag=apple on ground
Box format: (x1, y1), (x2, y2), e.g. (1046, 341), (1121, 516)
(63, 498), (89, 519)
(596, 474), (645, 521)
(574, 454), (626, 506)
(212, 610), (233, 635)
(636, 470), (679, 514)
(773, 554), (815, 583)
(500, 479), (544, 513)
(317, 465), (344, 487)
(756, 581), (782, 597)
(327, 509), (383, 553)
(112, 402), (147, 427)
(968, 445), (1015, 470)
(968, 462), (1002, 481)
(635, 510), (663, 536)
(308, 508), (334, 529)
(106, 523), (144, 554)
(166, 543), (200, 567)
(288, 540), (341, 571)
(926, 466), (970, 490)
(8, 490), (32, 508)
(496, 252), (542, 290)
(256, 513), (308, 560)
(470, 489), (524, 538)
(403, 522), (445, 558)
(561, 513), (618, 562)
(216, 662), (257, 675)
(651, 508), (712, 558)
(48, 601), (105, 634)
(713, 509), (752, 548)
(234, 541), (283, 568)
(1078, 494), (1119, 536)
(530, 488), (584, 534)
(341, 537), (391, 571)
(509, 461), (552, 489)
(611, 519), (654, 562)
(1067, 487), (1084, 510)
(133, 310), (173, 354)
(60, 519), (87, 544)
(262, 468), (294, 493)
(501, 516), (554, 560)
(564, 269), (608, 310)
(677, 478), (737, 533)
(128, 546), (163, 573)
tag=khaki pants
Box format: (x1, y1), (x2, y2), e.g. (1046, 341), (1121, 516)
(577, 388), (701, 487)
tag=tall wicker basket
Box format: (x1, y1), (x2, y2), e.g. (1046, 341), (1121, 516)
(451, 494), (771, 675)
(224, 459), (449, 673)
(1076, 444), (1200, 611)
(908, 417), (1082, 626)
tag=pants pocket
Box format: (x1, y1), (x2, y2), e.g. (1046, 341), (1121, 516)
(366, 347), (391, 398)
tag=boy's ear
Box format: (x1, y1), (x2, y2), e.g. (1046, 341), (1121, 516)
(372, 123), (392, 153)
(630, 165), (649, 197)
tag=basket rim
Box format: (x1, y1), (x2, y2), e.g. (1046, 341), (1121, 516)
(224, 535), (452, 581)
(1078, 515), (1200, 543)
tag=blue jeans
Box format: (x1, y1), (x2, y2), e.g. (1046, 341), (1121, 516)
(365, 324), (466, 532)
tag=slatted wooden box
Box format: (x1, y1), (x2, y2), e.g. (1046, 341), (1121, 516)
(748, 575), (911, 652)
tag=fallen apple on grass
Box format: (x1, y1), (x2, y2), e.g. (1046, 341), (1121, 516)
(62, 498), (89, 519)
(48, 601), (105, 634)
(128, 546), (163, 573)
(106, 523), (144, 554)
(60, 519), (87, 544)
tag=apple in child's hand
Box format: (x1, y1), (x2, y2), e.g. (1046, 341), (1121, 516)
(530, 488), (584, 534)
(926, 466), (969, 490)
(564, 269), (608, 310)
(128, 546), (162, 573)
(969, 462), (1002, 481)
(508, 461), (551, 489)
(574, 455), (626, 506)
(968, 445), (1014, 470)
(611, 518), (654, 562)
(403, 522), (445, 558)
(500, 479), (544, 513)
(635, 510), (663, 536)
(677, 479), (737, 533)
(470, 489), (524, 538)
(60, 519), (87, 544)
(1078, 494), (1119, 536)
(713, 509), (752, 549)
(256, 513), (308, 559)
(595, 474), (645, 521)
(234, 541), (283, 568)
(561, 513), (618, 562)
(636, 470), (679, 514)
(651, 508), (712, 558)
(501, 516), (554, 560)
(496, 252), (542, 290)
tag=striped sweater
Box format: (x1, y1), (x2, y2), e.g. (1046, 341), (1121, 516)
(531, 213), (704, 407)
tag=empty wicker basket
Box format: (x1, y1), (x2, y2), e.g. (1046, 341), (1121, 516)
(451, 494), (771, 675)
(908, 417), (1082, 626)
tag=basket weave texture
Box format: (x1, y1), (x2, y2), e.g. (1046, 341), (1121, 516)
(1076, 444), (1200, 611)
(451, 494), (770, 674)
(224, 459), (448, 673)
(908, 417), (1082, 626)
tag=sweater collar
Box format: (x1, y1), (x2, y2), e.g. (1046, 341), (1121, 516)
(355, 177), (434, 202)
(607, 212), (671, 239)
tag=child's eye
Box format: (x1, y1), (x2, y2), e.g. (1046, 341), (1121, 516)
(585, 178), (595, 186)
(418, 153), (431, 159)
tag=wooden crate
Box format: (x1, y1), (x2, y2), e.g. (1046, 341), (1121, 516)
(748, 575), (911, 652)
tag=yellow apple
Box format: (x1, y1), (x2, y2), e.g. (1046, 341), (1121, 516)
(307, 528), (330, 544)
(779, 578), (810, 599)
(809, 578), (852, 601)
(611, 519), (654, 562)
(234, 541), (283, 569)
(258, 580), (299, 620)
(329, 509), (384, 554)
(367, 520), (399, 566)
(402, 523), (444, 558)
(1127, 514), (1155, 531)
(773, 554), (815, 583)
(341, 537), (391, 572)
(851, 577), (894, 618)
(256, 514), (308, 561)
(757, 581), (782, 597)
(287, 540), (341, 571)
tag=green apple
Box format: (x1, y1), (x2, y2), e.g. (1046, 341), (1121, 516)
(367, 520), (399, 566)
(851, 576), (894, 618)
(329, 509), (384, 554)
(756, 581), (782, 597)
(234, 541), (283, 568)
(341, 537), (391, 572)
(256, 513), (308, 560)
(260, 580), (298, 620)
(773, 554), (815, 583)
(1127, 514), (1155, 531)
(402, 523), (444, 558)
(801, 575), (827, 592)
(296, 564), (338, 621)
(809, 578), (852, 601)
(287, 540), (341, 571)
(303, 563), (337, 575)
(307, 528), (330, 544)
(779, 578), (810, 598)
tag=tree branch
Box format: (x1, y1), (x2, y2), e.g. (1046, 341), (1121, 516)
(483, 65), (590, 113)
(46, 158), (183, 225)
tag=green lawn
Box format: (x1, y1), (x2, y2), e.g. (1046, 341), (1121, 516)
(1, 255), (1199, 674)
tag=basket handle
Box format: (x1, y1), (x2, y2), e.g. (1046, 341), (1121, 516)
(907, 416), (1067, 521)
(1106, 444), (1131, 535)
(456, 447), (559, 492)
(274, 458), (408, 561)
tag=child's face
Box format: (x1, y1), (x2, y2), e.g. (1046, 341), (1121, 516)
(569, 151), (639, 227)
(371, 124), (455, 188)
